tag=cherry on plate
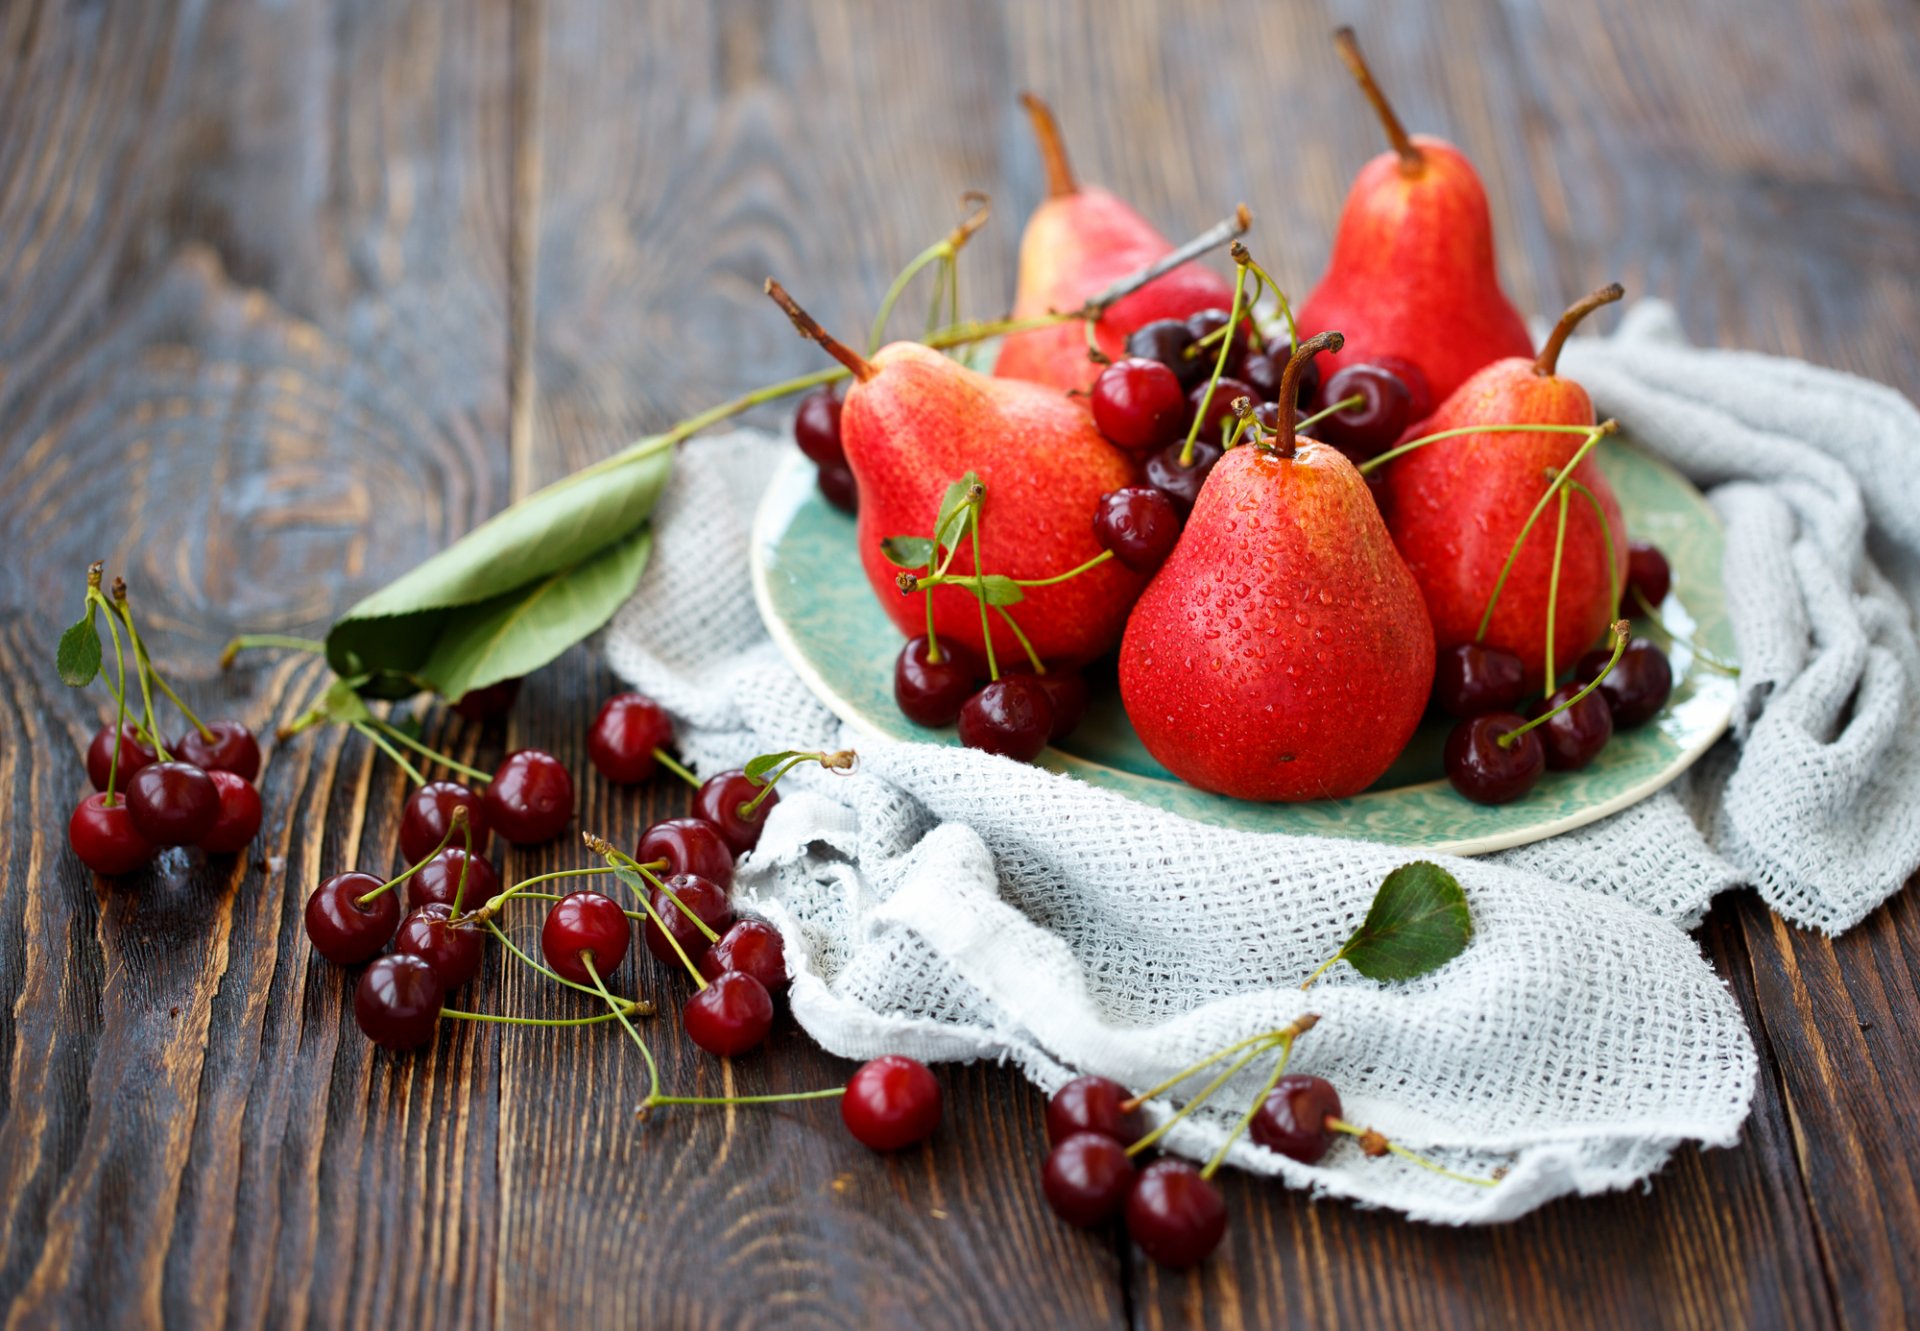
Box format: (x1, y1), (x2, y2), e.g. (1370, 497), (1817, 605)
(1125, 1158), (1228, 1268)
(200, 770), (263, 854)
(793, 385), (846, 467)
(637, 817), (735, 889)
(957, 677), (1053, 762)
(696, 918), (789, 994)
(395, 903), (485, 989)
(1528, 683), (1614, 771)
(1091, 357), (1189, 452)
(1093, 486), (1182, 574)
(645, 873), (733, 969)
(354, 953), (445, 1050)
(1143, 439), (1224, 515)
(1317, 363), (1412, 457)
(399, 780), (490, 864)
(1578, 639), (1673, 729)
(305, 871), (400, 965)
(817, 463), (859, 514)
(86, 722), (156, 792)
(894, 636), (984, 728)
(69, 793), (155, 876)
(1187, 376), (1258, 442)
(1124, 319), (1203, 387)
(1043, 1131), (1137, 1228)
(126, 761), (219, 847)
(484, 749), (575, 845)
(1434, 642), (1527, 718)
(1443, 713), (1545, 805)
(841, 1055), (942, 1152)
(1250, 1074), (1343, 1164)
(1624, 541), (1672, 610)
(540, 890), (631, 986)
(588, 693), (674, 784)
(1047, 1074), (1145, 1146)
(173, 720), (262, 782)
(1183, 309), (1252, 375)
(683, 971), (775, 1057)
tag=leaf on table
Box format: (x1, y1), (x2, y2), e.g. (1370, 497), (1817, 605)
(1332, 861), (1473, 983)
(57, 608), (102, 687)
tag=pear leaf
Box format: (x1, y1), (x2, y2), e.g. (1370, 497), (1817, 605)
(881, 536), (937, 569)
(57, 608), (102, 687)
(1308, 861), (1472, 986)
(977, 575), (1025, 607)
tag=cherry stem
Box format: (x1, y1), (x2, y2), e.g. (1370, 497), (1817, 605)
(1239, 255), (1300, 358)
(1544, 488), (1572, 686)
(993, 606), (1045, 675)
(1179, 249), (1253, 466)
(1472, 422), (1618, 642)
(221, 634), (325, 670)
(1334, 27), (1423, 172)
(1631, 588), (1738, 674)
(923, 578), (942, 664)
(472, 866), (615, 922)
(1020, 91), (1078, 198)
(358, 808), (467, 906)
(969, 513), (999, 682)
(1201, 1035), (1296, 1180)
(1358, 421), (1611, 476)
(737, 749), (857, 820)
(352, 721), (426, 787)
(108, 583), (170, 760)
(869, 193), (992, 354)
(1497, 621), (1631, 749)
(641, 1087), (846, 1113)
(113, 587), (213, 743)
(638, 893), (711, 990)
(1274, 332), (1346, 456)
(1535, 283), (1625, 378)
(371, 718), (492, 784)
(1127, 1039), (1276, 1158)
(591, 839), (723, 944)
(652, 747), (701, 789)
(448, 806), (477, 916)
(1082, 314), (1109, 367)
(766, 280), (876, 383)
(1562, 477), (1622, 616)
(1120, 1015), (1320, 1113)
(1299, 950), (1344, 991)
(584, 952), (662, 1108)
(94, 594), (134, 806)
(1326, 1118), (1499, 1187)
(480, 917), (653, 1013)
(443, 1005), (647, 1027)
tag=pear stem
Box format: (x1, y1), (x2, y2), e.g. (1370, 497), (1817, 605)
(1535, 283), (1625, 377)
(1275, 332), (1346, 456)
(1335, 27), (1423, 172)
(766, 280), (876, 382)
(1020, 92), (1077, 198)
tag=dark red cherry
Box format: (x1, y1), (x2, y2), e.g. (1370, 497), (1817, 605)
(399, 780), (490, 864)
(540, 890), (631, 986)
(200, 770), (263, 854)
(1624, 541), (1673, 611)
(1043, 1131), (1137, 1228)
(645, 873), (733, 969)
(637, 817), (734, 889)
(304, 872), (400, 965)
(86, 722), (156, 792)
(394, 903), (485, 989)
(1239, 350), (1280, 403)
(957, 677), (1053, 762)
(1187, 376), (1258, 442)
(484, 749), (574, 845)
(588, 692), (674, 785)
(793, 384), (846, 467)
(894, 636), (984, 728)
(1183, 309), (1252, 375)
(1434, 642), (1528, 718)
(694, 769), (775, 855)
(1126, 1159), (1228, 1268)
(1091, 357), (1188, 452)
(696, 918), (789, 994)
(125, 761), (219, 847)
(1528, 683), (1615, 771)
(1285, 353), (1324, 416)
(1125, 318), (1205, 388)
(817, 463), (858, 514)
(1250, 1073), (1344, 1164)
(1577, 639), (1673, 729)
(172, 720), (261, 782)
(1093, 486), (1182, 574)
(1317, 363), (1412, 458)
(69, 793), (155, 876)
(408, 846), (500, 913)
(451, 677), (521, 721)
(354, 953), (444, 1050)
(1032, 671), (1089, 742)
(841, 1055), (941, 1151)
(1443, 713), (1545, 805)
(1047, 1075), (1145, 1146)
(683, 971), (774, 1057)
(1369, 354), (1433, 420)
(1143, 439), (1223, 515)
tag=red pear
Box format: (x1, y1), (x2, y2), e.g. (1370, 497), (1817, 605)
(1120, 336), (1435, 801)
(1381, 285), (1630, 690)
(768, 282), (1145, 665)
(1297, 29), (1532, 402)
(995, 94), (1238, 395)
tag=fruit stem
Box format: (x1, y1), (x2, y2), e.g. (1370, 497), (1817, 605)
(1543, 488), (1572, 686)
(359, 807), (467, 906)
(1535, 283), (1625, 378)
(442, 1004), (648, 1027)
(371, 718), (493, 784)
(638, 892), (711, 990)
(1326, 1118), (1499, 1187)
(1017, 548), (1115, 588)
(449, 805), (478, 916)
(469, 866), (615, 923)
(1127, 1039), (1276, 1158)
(1180, 250), (1254, 466)
(221, 634), (325, 670)
(1498, 621), (1631, 749)
(737, 749), (857, 820)
(1238, 254), (1301, 358)
(1201, 1035), (1296, 1180)
(969, 512), (1000, 682)
(95, 595), (134, 806)
(992, 606), (1045, 674)
(108, 581), (171, 761)
(591, 838), (723, 944)
(652, 748), (701, 789)
(640, 1087), (846, 1114)
(1471, 422), (1618, 642)
(869, 194), (992, 355)
(1334, 27), (1423, 173)
(481, 917), (653, 1012)
(1357, 421), (1609, 476)
(584, 952), (662, 1107)
(1076, 204), (1253, 317)
(1120, 1016), (1319, 1112)
(766, 280), (876, 382)
(351, 721), (426, 787)
(1630, 588), (1738, 675)
(1274, 332), (1346, 457)
(1019, 92), (1078, 198)
(1562, 477), (1622, 617)
(1299, 950), (1345, 991)
(112, 585), (214, 742)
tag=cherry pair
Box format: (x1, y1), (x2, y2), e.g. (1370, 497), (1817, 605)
(893, 636), (1086, 763)
(794, 385), (857, 514)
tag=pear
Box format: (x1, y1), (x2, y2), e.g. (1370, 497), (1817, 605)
(767, 281), (1145, 665)
(1381, 285), (1630, 690)
(1297, 29), (1532, 403)
(995, 94), (1237, 395)
(1119, 335), (1435, 802)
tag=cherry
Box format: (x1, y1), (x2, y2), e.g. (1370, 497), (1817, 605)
(484, 749), (574, 845)
(540, 890), (631, 986)
(1624, 541), (1673, 611)
(1125, 318), (1204, 388)
(894, 636), (984, 728)
(1047, 1074), (1146, 1146)
(1125, 1159), (1228, 1268)
(1443, 713), (1545, 805)
(354, 953), (444, 1050)
(1143, 439), (1223, 515)
(683, 971), (775, 1056)
(125, 761), (219, 847)
(1577, 639), (1672, 729)
(172, 720), (261, 782)
(588, 692), (675, 784)
(86, 722), (156, 792)
(69, 793), (155, 876)
(694, 769), (776, 855)
(394, 903), (485, 989)
(817, 463), (859, 514)
(304, 871), (401, 965)
(696, 918), (789, 994)
(1091, 357), (1188, 452)
(1032, 671), (1089, 742)
(409, 846), (500, 912)
(1528, 682), (1614, 771)
(399, 780), (490, 864)
(957, 677), (1053, 762)
(644, 873), (733, 969)
(1317, 362), (1412, 457)
(1187, 376), (1258, 442)
(1239, 349), (1280, 403)
(452, 677), (521, 721)
(1183, 309), (1252, 375)
(200, 770), (263, 854)
(1370, 354), (1433, 420)
(1434, 642), (1528, 718)
(1093, 486), (1182, 574)
(1043, 1131), (1137, 1228)
(1250, 1074), (1343, 1164)
(841, 1055), (941, 1151)
(637, 817), (735, 889)
(793, 384), (846, 467)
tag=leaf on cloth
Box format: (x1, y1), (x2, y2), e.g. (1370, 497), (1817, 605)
(1306, 861), (1473, 987)
(57, 607), (102, 687)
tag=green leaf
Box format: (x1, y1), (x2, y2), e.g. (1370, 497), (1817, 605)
(933, 471), (980, 554)
(1336, 861), (1472, 983)
(57, 609), (101, 687)
(743, 750), (807, 784)
(977, 574), (1024, 606)
(880, 536), (936, 569)
(325, 441), (672, 697)
(318, 675), (374, 726)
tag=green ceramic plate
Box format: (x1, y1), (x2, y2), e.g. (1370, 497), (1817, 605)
(750, 440), (1737, 855)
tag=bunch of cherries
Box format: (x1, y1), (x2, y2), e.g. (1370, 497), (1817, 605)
(794, 383), (858, 515)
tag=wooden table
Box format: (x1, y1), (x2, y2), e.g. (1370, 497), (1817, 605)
(3, 2), (1916, 1327)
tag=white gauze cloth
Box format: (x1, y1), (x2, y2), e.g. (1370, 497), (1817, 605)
(603, 302), (1920, 1224)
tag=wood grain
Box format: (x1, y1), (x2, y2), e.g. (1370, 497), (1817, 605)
(0, 0), (1916, 1327)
